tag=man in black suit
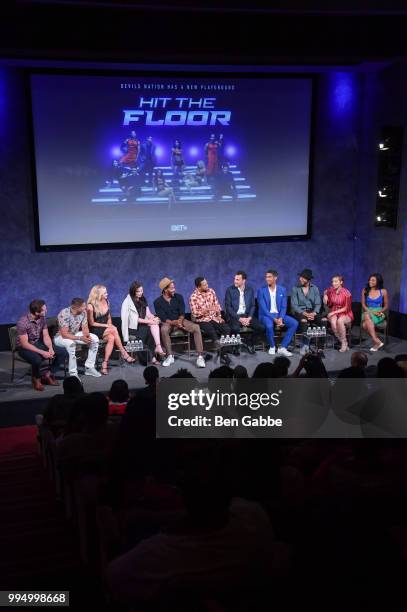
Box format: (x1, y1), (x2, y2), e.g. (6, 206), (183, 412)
(224, 271), (265, 354)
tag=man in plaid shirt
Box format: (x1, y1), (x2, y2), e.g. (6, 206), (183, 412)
(189, 277), (231, 354)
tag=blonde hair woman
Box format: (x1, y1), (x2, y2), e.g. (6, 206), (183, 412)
(87, 285), (134, 375)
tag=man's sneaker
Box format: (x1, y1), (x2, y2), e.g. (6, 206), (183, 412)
(300, 345), (310, 356)
(162, 354), (175, 367)
(84, 367), (102, 377)
(277, 347), (293, 357)
(268, 347), (276, 355)
(196, 355), (206, 368)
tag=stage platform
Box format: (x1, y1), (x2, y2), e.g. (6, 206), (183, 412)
(0, 330), (405, 428)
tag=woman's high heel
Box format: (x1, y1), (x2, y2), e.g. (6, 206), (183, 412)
(101, 361), (109, 375)
(122, 352), (136, 363)
(155, 346), (166, 361)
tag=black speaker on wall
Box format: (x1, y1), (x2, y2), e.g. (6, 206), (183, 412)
(375, 125), (404, 228)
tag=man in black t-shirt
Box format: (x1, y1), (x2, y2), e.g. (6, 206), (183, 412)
(154, 278), (205, 368)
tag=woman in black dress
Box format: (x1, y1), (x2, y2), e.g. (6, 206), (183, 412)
(87, 285), (135, 374)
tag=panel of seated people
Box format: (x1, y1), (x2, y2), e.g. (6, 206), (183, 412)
(13, 270), (388, 389)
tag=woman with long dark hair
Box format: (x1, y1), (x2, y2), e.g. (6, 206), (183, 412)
(361, 273), (388, 352)
(121, 282), (166, 364)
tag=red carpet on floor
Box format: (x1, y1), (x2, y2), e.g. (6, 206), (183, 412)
(0, 425), (38, 455)
(0, 425), (82, 591)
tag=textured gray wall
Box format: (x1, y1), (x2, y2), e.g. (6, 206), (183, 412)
(0, 67), (364, 323)
(353, 65), (407, 312)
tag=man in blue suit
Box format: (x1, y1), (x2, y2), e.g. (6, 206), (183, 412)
(224, 271), (265, 354)
(257, 270), (298, 356)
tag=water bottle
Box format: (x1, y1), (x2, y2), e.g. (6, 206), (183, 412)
(220, 335), (225, 344)
(236, 334), (241, 344)
(306, 327), (311, 337)
(323, 326), (327, 336)
(231, 334), (236, 344)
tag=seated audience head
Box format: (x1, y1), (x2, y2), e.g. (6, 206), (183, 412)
(233, 365), (248, 379)
(170, 368), (196, 379)
(109, 379), (129, 403)
(338, 366), (366, 378)
(29, 299), (47, 318)
(81, 392), (109, 430)
(376, 357), (404, 378)
(351, 351), (369, 369)
(143, 365), (159, 387)
(63, 376), (84, 397)
(209, 366), (234, 379)
(395, 354), (407, 376)
(252, 362), (277, 378)
(303, 353), (328, 378)
(273, 356), (290, 377)
(71, 297), (86, 314)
